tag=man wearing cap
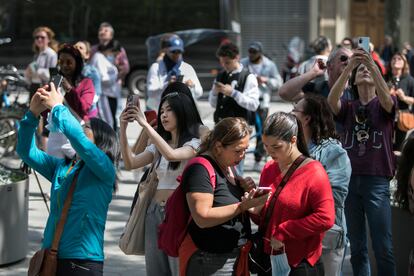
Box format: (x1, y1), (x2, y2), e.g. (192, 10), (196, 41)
(146, 35), (203, 111)
(241, 41), (283, 171)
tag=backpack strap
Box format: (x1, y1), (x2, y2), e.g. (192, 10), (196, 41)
(177, 156), (216, 189)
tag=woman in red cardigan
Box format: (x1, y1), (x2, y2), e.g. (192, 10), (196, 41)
(254, 112), (335, 276)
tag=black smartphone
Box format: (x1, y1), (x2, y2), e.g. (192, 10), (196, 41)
(177, 75), (184, 82)
(50, 74), (64, 89)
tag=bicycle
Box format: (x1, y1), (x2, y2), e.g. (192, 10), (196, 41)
(0, 65), (30, 159)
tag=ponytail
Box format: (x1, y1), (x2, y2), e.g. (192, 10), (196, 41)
(295, 116), (310, 157)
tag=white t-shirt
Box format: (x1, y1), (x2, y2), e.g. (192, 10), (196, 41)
(144, 138), (200, 190)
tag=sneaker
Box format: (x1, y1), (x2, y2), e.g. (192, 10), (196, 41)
(253, 161), (261, 172)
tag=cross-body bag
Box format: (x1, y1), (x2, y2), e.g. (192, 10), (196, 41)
(248, 155), (306, 274)
(28, 161), (83, 276)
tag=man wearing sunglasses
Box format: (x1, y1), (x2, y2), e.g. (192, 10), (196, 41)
(240, 41), (282, 171)
(279, 45), (353, 102)
(146, 35), (203, 111)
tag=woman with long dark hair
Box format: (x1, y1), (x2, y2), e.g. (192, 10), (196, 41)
(119, 84), (203, 276)
(328, 48), (397, 276)
(17, 83), (119, 275)
(252, 112), (335, 275)
(46, 44), (96, 159)
(385, 52), (414, 150)
(293, 94), (351, 276)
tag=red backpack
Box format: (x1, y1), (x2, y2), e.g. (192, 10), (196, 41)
(158, 156), (216, 257)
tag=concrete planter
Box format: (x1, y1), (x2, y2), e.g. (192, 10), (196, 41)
(0, 166), (29, 265)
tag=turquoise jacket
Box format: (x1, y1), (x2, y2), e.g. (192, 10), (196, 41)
(17, 105), (115, 261)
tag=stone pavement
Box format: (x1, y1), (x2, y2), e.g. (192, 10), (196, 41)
(0, 96), (353, 275)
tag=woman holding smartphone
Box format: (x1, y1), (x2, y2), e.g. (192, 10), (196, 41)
(328, 49), (397, 276)
(179, 117), (268, 275)
(46, 44), (96, 159)
(119, 85), (203, 276)
(17, 83), (119, 276)
(254, 112), (335, 276)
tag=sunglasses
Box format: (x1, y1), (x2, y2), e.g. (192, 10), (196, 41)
(170, 50), (182, 54)
(248, 49), (259, 54)
(34, 36), (47, 40)
(339, 55), (349, 62)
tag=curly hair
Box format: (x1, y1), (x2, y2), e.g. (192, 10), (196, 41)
(394, 136), (414, 210)
(302, 94), (339, 144)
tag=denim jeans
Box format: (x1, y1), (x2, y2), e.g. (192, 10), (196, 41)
(145, 200), (179, 276)
(56, 259), (103, 276)
(186, 248), (239, 275)
(345, 175), (396, 276)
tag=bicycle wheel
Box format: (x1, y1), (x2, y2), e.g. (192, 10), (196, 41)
(0, 117), (18, 158)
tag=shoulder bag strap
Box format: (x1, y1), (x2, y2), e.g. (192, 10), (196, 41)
(258, 155), (306, 233)
(50, 162), (83, 253)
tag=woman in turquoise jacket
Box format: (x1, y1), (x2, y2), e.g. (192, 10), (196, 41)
(17, 83), (119, 275)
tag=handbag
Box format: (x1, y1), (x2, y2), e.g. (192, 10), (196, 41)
(28, 162), (83, 276)
(397, 110), (414, 132)
(248, 155), (306, 274)
(119, 153), (159, 255)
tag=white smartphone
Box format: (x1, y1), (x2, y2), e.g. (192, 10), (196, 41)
(358, 37), (370, 53)
(253, 187), (272, 198)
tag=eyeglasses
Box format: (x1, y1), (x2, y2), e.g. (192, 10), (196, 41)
(34, 36), (47, 40)
(170, 50), (182, 54)
(339, 55), (349, 62)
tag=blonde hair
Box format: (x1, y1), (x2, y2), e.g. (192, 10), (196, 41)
(32, 26), (58, 53)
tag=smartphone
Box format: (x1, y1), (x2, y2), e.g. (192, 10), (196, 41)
(127, 94), (140, 107)
(317, 58), (327, 70)
(358, 37), (370, 53)
(253, 187), (272, 198)
(177, 75), (184, 82)
(50, 74), (63, 89)
(144, 110), (157, 124)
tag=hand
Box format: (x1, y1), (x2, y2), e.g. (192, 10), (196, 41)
(185, 79), (194, 88)
(395, 88), (406, 101)
(257, 76), (268, 85)
(128, 105), (147, 127)
(61, 77), (72, 92)
(119, 106), (135, 128)
(38, 83), (63, 109)
(215, 82), (233, 96)
(169, 75), (177, 84)
(354, 48), (376, 70)
(29, 91), (47, 117)
(237, 176), (256, 192)
(270, 237), (284, 250)
(310, 59), (326, 77)
(239, 188), (270, 214)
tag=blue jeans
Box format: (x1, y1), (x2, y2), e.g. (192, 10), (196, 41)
(145, 200), (179, 276)
(345, 175), (396, 276)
